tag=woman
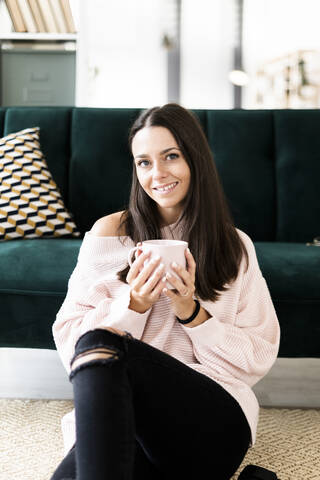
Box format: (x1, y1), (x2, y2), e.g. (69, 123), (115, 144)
(51, 103), (280, 480)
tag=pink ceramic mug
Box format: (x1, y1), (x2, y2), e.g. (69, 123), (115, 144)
(127, 239), (188, 289)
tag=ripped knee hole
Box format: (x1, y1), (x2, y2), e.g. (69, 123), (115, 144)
(70, 347), (120, 371)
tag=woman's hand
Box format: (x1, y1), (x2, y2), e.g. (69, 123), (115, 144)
(163, 248), (197, 320)
(126, 245), (167, 313)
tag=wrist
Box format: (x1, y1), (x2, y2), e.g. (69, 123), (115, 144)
(176, 300), (197, 321)
(184, 305), (210, 328)
(176, 299), (201, 325)
(184, 307), (211, 328)
(128, 292), (150, 314)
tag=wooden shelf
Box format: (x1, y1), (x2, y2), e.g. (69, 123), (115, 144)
(0, 33), (77, 41)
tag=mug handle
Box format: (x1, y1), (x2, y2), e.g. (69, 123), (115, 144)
(127, 246), (139, 266)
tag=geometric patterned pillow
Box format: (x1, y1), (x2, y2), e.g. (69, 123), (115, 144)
(0, 127), (81, 241)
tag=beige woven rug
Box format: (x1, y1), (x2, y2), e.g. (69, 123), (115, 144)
(0, 399), (319, 480)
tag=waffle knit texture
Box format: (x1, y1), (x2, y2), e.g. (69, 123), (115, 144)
(52, 222), (280, 456)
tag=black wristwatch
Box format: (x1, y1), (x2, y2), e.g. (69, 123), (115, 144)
(176, 299), (200, 325)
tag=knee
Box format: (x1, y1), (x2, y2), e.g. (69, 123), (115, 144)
(70, 328), (133, 380)
(69, 345), (123, 381)
(74, 328), (130, 353)
(104, 326), (127, 336)
(71, 346), (120, 370)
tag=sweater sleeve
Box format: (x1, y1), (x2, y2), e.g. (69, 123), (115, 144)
(181, 231), (281, 387)
(52, 233), (151, 373)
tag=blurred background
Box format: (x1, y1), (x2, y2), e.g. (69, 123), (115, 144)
(1, 0), (320, 110)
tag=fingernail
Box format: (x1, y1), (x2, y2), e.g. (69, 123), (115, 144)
(162, 276), (167, 282)
(187, 248), (191, 254)
(166, 272), (172, 278)
(152, 255), (160, 263)
(172, 262), (178, 268)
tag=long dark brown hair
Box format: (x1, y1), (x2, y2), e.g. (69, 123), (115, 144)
(116, 103), (248, 302)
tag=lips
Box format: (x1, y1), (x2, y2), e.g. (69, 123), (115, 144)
(153, 182), (178, 192)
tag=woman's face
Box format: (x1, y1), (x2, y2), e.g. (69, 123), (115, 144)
(131, 126), (191, 224)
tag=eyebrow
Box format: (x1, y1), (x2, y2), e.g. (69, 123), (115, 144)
(134, 147), (180, 159)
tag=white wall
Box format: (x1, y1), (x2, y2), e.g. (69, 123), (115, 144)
(75, 0), (235, 109)
(243, 0), (320, 107)
(180, 0), (234, 109)
(75, 0), (168, 108)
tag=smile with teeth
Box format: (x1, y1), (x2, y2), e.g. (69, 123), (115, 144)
(153, 182), (178, 193)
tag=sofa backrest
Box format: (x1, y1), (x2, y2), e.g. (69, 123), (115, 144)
(0, 106), (72, 206)
(1, 107), (319, 243)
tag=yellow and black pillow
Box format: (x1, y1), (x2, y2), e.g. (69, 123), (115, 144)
(0, 127), (80, 241)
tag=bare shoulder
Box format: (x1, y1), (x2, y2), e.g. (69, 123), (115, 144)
(90, 210), (126, 237)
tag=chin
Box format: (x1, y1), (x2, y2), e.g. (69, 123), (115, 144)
(155, 198), (179, 208)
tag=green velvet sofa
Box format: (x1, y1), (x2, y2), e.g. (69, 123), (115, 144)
(1, 106), (319, 357)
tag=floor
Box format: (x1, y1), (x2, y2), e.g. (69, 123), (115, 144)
(0, 348), (320, 407)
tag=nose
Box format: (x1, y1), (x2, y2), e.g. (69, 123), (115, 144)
(152, 161), (168, 180)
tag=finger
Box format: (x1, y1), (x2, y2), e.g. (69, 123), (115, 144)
(162, 286), (175, 298)
(140, 263), (165, 294)
(126, 251), (151, 283)
(165, 271), (185, 291)
(135, 245), (144, 272)
(136, 250), (144, 271)
(132, 248), (148, 265)
(150, 276), (167, 300)
(170, 262), (190, 286)
(135, 242), (143, 258)
(133, 255), (162, 290)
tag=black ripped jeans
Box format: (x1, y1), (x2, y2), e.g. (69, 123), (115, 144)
(50, 328), (251, 480)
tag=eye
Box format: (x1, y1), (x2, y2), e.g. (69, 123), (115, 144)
(166, 153), (178, 160)
(136, 159), (150, 167)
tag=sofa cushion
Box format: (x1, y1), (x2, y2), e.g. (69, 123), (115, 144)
(255, 241), (320, 357)
(0, 108), (5, 137)
(4, 107), (72, 206)
(69, 107), (141, 233)
(206, 110), (276, 241)
(255, 242), (320, 301)
(0, 127), (80, 241)
(275, 110), (320, 242)
(0, 238), (81, 348)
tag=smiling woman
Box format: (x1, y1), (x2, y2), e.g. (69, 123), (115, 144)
(51, 103), (280, 480)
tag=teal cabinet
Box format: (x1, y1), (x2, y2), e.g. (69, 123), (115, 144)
(0, 44), (76, 106)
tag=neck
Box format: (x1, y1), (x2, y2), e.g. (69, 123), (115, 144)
(158, 209), (182, 227)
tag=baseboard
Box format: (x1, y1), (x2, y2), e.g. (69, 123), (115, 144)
(0, 348), (73, 399)
(0, 348), (319, 407)
(252, 357), (320, 408)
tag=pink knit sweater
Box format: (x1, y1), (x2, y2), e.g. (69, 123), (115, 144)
(52, 222), (280, 456)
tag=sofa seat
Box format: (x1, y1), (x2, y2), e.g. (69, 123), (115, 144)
(255, 242), (320, 357)
(0, 238), (82, 349)
(1, 236), (319, 356)
(255, 242), (320, 300)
